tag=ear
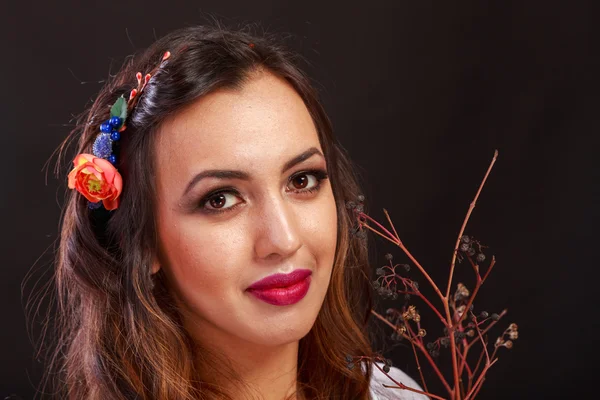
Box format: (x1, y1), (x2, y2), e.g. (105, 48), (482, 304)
(150, 257), (161, 274)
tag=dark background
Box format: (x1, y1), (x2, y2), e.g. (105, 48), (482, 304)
(2, 1), (597, 399)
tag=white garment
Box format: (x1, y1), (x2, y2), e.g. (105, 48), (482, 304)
(368, 362), (430, 400)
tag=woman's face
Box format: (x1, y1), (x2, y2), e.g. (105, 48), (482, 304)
(152, 70), (338, 349)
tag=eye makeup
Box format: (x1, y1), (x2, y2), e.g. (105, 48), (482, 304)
(198, 168), (329, 215)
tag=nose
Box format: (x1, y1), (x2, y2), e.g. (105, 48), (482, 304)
(253, 193), (302, 261)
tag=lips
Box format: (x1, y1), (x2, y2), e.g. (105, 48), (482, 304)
(247, 269), (312, 291)
(246, 269), (313, 306)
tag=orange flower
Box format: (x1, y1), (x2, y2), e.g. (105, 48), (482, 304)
(68, 154), (123, 210)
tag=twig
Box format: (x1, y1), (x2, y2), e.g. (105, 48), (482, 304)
(445, 150), (498, 300)
(472, 315), (491, 365)
(360, 150), (513, 399)
(383, 208), (400, 244)
(410, 337), (429, 395)
(469, 347), (487, 392)
(372, 361), (447, 400)
(456, 257), (497, 326)
(371, 310), (452, 395)
(463, 359), (498, 400)
(462, 309), (507, 356)
(360, 212), (445, 304)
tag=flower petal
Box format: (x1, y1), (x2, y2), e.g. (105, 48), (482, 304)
(112, 171), (123, 195)
(103, 197), (119, 210)
(93, 157), (117, 183)
(74, 153), (96, 167)
(67, 166), (82, 189)
(79, 187), (102, 202)
(80, 165), (103, 181)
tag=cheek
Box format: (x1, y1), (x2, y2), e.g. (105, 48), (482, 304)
(158, 218), (249, 301)
(305, 190), (339, 267)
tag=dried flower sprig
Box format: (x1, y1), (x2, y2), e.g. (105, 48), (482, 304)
(347, 150), (518, 400)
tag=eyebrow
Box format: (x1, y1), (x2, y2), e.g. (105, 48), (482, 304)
(182, 147), (325, 197)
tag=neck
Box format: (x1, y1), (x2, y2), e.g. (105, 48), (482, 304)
(234, 341), (300, 400)
(188, 318), (301, 400)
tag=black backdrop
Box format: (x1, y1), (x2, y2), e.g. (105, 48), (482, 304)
(2, 1), (598, 399)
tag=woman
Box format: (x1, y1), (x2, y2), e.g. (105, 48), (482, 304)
(45, 23), (426, 399)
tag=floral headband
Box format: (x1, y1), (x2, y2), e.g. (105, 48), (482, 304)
(68, 51), (171, 211)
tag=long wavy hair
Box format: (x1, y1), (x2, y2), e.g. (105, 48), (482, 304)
(32, 22), (377, 399)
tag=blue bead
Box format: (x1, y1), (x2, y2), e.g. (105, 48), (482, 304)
(92, 133), (113, 159)
(109, 116), (122, 127)
(110, 131), (121, 141)
(87, 201), (103, 210)
(108, 154), (117, 164)
(100, 122), (112, 133)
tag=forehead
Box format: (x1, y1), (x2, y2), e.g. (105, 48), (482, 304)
(154, 70), (321, 183)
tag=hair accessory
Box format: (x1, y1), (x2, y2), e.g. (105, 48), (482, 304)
(68, 51), (171, 210)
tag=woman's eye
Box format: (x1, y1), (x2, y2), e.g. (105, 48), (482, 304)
(203, 191), (242, 214)
(199, 169), (328, 215)
(289, 173), (315, 191)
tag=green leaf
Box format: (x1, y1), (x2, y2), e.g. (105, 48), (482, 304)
(109, 95), (128, 123)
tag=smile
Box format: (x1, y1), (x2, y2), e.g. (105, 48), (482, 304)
(247, 275), (312, 306)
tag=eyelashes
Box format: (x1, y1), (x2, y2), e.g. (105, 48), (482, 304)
(198, 169), (329, 215)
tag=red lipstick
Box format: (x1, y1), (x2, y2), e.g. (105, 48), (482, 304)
(247, 269), (312, 306)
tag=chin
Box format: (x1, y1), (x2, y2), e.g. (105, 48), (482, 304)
(239, 283), (327, 346)
(245, 324), (314, 347)
(240, 306), (320, 347)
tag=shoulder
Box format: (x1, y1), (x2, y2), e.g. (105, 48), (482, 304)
(367, 362), (429, 400)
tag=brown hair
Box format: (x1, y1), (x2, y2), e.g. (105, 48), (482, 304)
(34, 22), (376, 399)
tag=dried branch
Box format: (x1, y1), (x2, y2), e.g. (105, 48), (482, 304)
(349, 150), (518, 399)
